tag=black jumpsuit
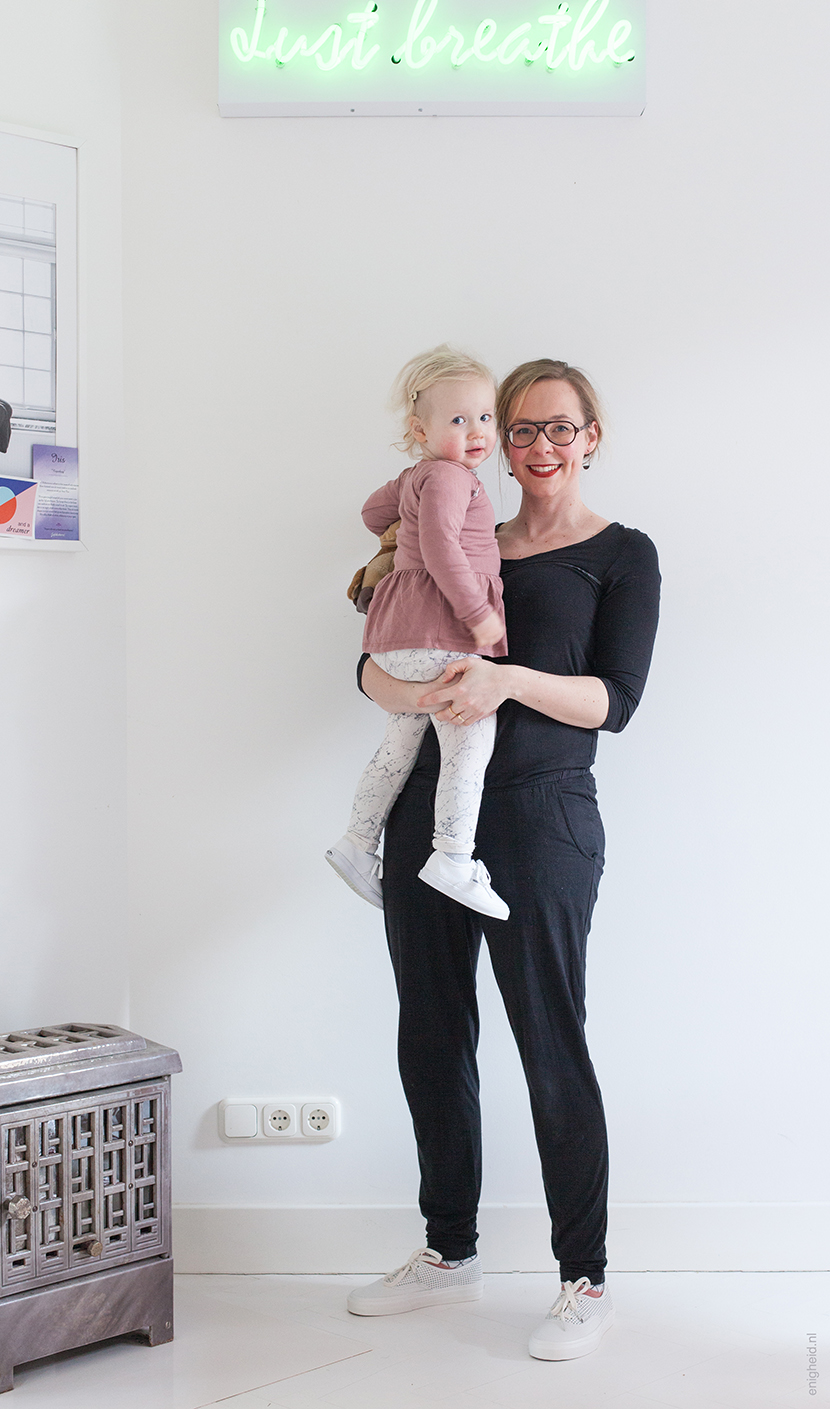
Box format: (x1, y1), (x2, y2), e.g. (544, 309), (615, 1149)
(364, 522), (661, 1285)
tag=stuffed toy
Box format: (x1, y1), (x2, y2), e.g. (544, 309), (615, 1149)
(347, 519), (400, 615)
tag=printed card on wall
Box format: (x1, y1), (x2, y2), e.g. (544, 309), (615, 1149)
(0, 476), (39, 538)
(32, 444), (79, 541)
(0, 127), (78, 547)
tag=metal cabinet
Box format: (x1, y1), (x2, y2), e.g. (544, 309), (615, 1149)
(0, 1024), (181, 1392)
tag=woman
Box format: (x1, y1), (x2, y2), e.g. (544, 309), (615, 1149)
(347, 359), (660, 1361)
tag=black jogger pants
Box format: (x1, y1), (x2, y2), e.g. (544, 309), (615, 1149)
(383, 767), (608, 1285)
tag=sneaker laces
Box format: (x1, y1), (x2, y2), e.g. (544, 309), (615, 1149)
(549, 1276), (593, 1323)
(471, 860), (492, 887)
(384, 1247), (443, 1285)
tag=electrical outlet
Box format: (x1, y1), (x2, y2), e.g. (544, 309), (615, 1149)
(301, 1101), (338, 1140)
(263, 1103), (297, 1137)
(219, 1098), (340, 1142)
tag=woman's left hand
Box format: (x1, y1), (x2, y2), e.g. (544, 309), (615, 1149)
(417, 657), (514, 725)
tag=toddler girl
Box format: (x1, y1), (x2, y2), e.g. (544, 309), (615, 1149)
(326, 346), (509, 920)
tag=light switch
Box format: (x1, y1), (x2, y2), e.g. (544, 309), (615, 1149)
(222, 1102), (258, 1138)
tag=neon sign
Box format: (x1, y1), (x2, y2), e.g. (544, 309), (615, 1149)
(219, 0), (646, 116)
(231, 3), (382, 71)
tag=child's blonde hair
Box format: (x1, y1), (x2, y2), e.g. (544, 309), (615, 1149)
(390, 344), (495, 456)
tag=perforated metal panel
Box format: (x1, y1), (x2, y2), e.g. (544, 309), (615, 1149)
(1, 1081), (170, 1297)
(0, 1024), (145, 1073)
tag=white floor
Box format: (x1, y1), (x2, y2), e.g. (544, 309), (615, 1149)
(8, 1272), (828, 1408)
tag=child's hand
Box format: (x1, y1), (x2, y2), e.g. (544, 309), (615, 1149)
(471, 610), (504, 651)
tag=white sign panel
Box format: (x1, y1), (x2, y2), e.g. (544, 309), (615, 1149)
(218, 0), (646, 117)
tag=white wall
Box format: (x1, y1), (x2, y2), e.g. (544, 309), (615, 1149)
(0, 2), (126, 1030)
(2, 0), (826, 1272)
(121, 0), (830, 1269)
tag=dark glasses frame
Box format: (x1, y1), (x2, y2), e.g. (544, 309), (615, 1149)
(505, 419), (591, 448)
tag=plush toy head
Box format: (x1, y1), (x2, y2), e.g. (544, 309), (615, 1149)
(347, 519), (400, 615)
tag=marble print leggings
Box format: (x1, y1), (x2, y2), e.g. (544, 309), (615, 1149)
(347, 649), (496, 857)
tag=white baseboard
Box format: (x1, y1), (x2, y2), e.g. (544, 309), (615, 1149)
(172, 1202), (830, 1274)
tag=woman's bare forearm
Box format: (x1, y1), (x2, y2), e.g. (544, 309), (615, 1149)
(361, 657), (453, 714)
(417, 658), (609, 730)
(505, 665), (609, 729)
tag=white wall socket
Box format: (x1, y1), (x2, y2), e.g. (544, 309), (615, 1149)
(219, 1098), (340, 1143)
(301, 1102), (337, 1138)
(263, 1103), (297, 1137)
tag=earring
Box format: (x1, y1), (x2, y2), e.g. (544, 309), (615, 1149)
(507, 467), (514, 477)
(582, 456), (592, 470)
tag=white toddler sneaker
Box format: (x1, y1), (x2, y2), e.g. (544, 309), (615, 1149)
(325, 835), (383, 909)
(347, 1248), (483, 1316)
(528, 1277), (614, 1360)
(418, 851), (510, 921)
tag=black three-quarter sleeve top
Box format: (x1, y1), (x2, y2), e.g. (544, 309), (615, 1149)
(359, 522), (661, 790)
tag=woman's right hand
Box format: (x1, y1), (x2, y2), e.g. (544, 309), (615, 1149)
(418, 656), (514, 726)
(361, 657), (455, 715)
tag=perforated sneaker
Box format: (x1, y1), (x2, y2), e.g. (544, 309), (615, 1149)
(325, 835), (383, 909)
(529, 1277), (614, 1360)
(346, 1248), (483, 1316)
(418, 851), (509, 920)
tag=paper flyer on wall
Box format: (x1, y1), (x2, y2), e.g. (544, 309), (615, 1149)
(0, 446), (79, 543)
(33, 445), (79, 540)
(0, 475), (38, 538)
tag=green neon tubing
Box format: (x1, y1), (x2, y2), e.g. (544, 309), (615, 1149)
(427, 18), (500, 68)
(448, 17), (500, 66)
(567, 0), (611, 69)
(392, 6), (533, 70)
(233, 0), (380, 71)
(388, 0), (636, 72)
(495, 23), (532, 64)
(538, 0), (635, 70)
(429, 25), (465, 69)
(270, 26), (307, 66)
(471, 19), (498, 62)
(230, 0), (636, 75)
(230, 0), (266, 61)
(349, 6), (382, 69)
(538, 8), (572, 70)
(308, 7), (381, 71)
(392, 0), (441, 69)
(564, 0), (612, 69)
(604, 18), (635, 64)
(304, 23), (344, 70)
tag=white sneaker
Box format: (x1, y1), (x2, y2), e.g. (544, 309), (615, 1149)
(325, 836), (383, 909)
(418, 851), (509, 921)
(347, 1248), (483, 1316)
(528, 1278), (614, 1360)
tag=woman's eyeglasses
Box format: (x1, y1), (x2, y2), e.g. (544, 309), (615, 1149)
(506, 419), (590, 448)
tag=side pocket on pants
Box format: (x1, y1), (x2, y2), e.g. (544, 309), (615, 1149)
(554, 775), (606, 865)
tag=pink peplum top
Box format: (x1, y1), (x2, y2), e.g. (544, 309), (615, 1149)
(361, 458), (507, 657)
